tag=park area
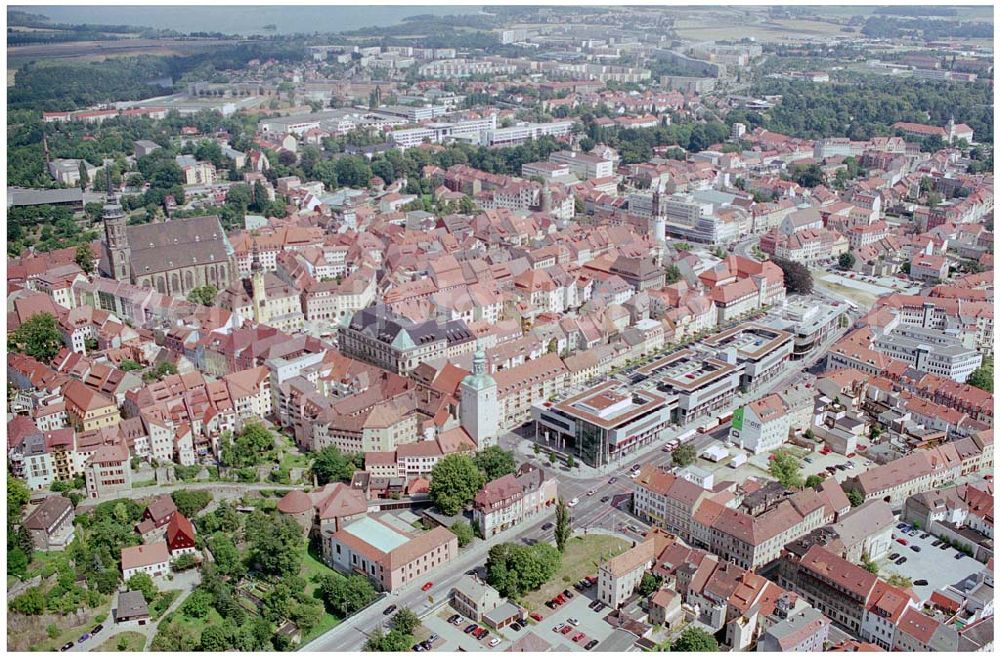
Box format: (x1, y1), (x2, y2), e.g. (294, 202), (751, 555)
(521, 534), (630, 611)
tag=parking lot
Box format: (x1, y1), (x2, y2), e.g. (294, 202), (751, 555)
(530, 587), (616, 651)
(419, 581), (618, 653)
(879, 524), (985, 603)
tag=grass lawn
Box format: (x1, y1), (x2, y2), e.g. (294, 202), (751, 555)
(93, 631), (146, 652)
(298, 538), (343, 645)
(521, 535), (630, 611)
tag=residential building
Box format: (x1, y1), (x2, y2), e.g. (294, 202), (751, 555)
(22, 495), (75, 551)
(451, 575), (503, 622)
(472, 464), (557, 537)
(121, 542), (171, 580)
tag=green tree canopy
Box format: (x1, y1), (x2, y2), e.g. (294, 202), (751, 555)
(670, 626), (719, 652)
(473, 446), (516, 481)
(127, 572), (159, 603)
(485, 542), (561, 598)
(672, 444), (697, 467)
(554, 498), (572, 553)
(319, 574), (377, 617)
(245, 512), (303, 578)
(429, 454), (486, 516)
(769, 449), (804, 489)
(9, 313), (63, 363)
(312, 445), (359, 485)
(451, 520), (475, 547)
(846, 489), (864, 507)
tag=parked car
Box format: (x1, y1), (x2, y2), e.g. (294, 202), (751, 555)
(920, 533), (930, 540)
(530, 613), (543, 622)
(911, 546), (921, 552)
(489, 638), (500, 648)
(955, 552), (966, 560)
(932, 540), (942, 547)
(572, 633), (586, 643)
(384, 605), (398, 616)
(476, 629), (489, 640)
(553, 625), (564, 633)
(896, 538), (908, 546)
(585, 640), (599, 650)
(510, 622), (522, 632)
(914, 579), (929, 586)
(896, 557), (907, 565)
(545, 600), (557, 610)
(422, 582), (433, 591)
(804, 457), (813, 463)
(541, 523), (554, 531)
(60, 643), (74, 652)
(600, 496), (610, 503)
(413, 644), (425, 652)
(567, 618), (579, 626)
(465, 624), (479, 634)
(563, 589), (574, 599)
(608, 477), (617, 485)
(428, 634), (438, 643)
(587, 489), (597, 496)
(889, 553), (900, 560)
(560, 626), (573, 635)
(568, 498), (579, 508)
(78, 634), (90, 644)
(90, 624), (104, 636)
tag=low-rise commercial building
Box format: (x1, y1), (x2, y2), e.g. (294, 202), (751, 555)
(532, 380), (673, 467)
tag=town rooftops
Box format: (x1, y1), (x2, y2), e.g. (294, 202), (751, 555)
(23, 495), (73, 531)
(120, 542), (170, 571)
(551, 380), (668, 430)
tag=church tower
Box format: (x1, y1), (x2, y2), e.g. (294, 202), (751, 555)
(250, 239), (266, 325)
(651, 180), (667, 266)
(102, 168), (130, 281)
(460, 344), (499, 449)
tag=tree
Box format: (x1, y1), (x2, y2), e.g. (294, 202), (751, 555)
(772, 257), (813, 295)
(671, 626), (719, 652)
(365, 628), (412, 652)
(78, 161), (90, 191)
(485, 543), (561, 598)
(664, 264), (682, 284)
(846, 489), (864, 507)
(8, 478), (30, 520)
(220, 422), (275, 469)
(171, 490), (212, 517)
(473, 446), (516, 481)
(451, 520), (474, 547)
(75, 244), (95, 274)
(429, 454), (486, 516)
(181, 588), (214, 618)
(887, 574), (912, 588)
(862, 553), (879, 574)
(805, 474), (824, 489)
(769, 449), (804, 489)
(967, 357), (993, 393)
(187, 285), (218, 307)
(554, 498), (572, 553)
(226, 183), (253, 209)
(393, 608), (421, 635)
(638, 573), (663, 597)
(10, 586), (46, 615)
(127, 572), (159, 603)
(318, 574), (377, 616)
(838, 252), (856, 270)
(672, 444), (696, 467)
(312, 445), (359, 485)
(207, 533), (244, 577)
(9, 313), (63, 363)
(199, 625), (230, 651)
(246, 512), (303, 578)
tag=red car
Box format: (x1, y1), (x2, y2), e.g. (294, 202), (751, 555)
(421, 582), (433, 591)
(530, 612), (543, 622)
(560, 626), (573, 635)
(572, 633), (586, 643)
(896, 538), (908, 546)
